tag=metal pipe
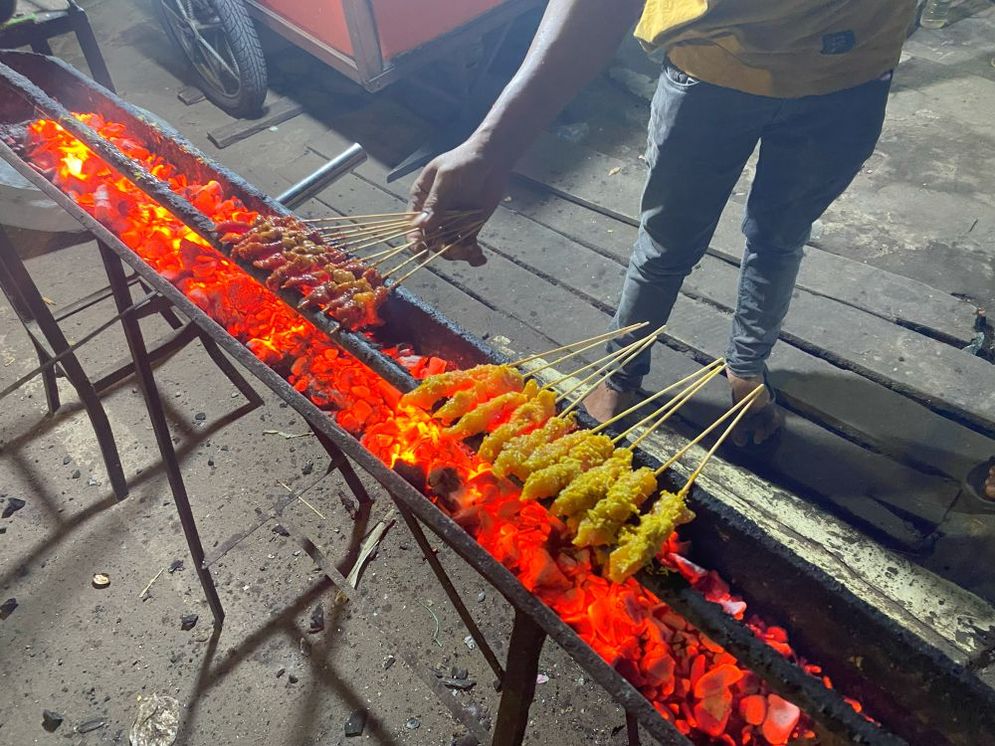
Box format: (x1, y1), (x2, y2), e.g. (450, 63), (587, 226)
(277, 143), (367, 209)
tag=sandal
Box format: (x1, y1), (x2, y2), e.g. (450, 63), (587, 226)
(729, 370), (784, 451)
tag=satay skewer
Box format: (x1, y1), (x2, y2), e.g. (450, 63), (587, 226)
(592, 359), (725, 434)
(381, 248), (431, 278)
(367, 240), (421, 268)
(509, 325), (650, 368)
(302, 211), (417, 223)
(558, 327), (665, 411)
(522, 322), (649, 377)
(541, 334), (659, 392)
(318, 217), (413, 238)
(342, 226), (418, 254)
(611, 362), (726, 445)
(654, 384), (765, 480)
(362, 240), (419, 263)
(389, 239), (470, 285)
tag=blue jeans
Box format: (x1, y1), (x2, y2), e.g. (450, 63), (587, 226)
(607, 62), (891, 389)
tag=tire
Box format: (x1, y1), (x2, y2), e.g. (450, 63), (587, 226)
(157, 0), (267, 118)
(0, 0), (17, 26)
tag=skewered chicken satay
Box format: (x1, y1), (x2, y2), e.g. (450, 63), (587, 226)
(550, 449), (633, 518)
(400, 365), (519, 411)
(434, 369), (527, 424)
(606, 492), (695, 583)
(519, 434), (614, 502)
(444, 389), (530, 439)
(478, 388), (557, 462)
(491, 416), (577, 480)
(573, 467), (658, 547)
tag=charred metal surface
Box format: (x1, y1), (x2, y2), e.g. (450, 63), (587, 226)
(3, 50), (992, 745)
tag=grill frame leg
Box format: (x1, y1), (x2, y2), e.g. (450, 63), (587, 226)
(99, 241), (225, 627)
(492, 610), (546, 746)
(394, 500), (506, 684)
(0, 226), (128, 500)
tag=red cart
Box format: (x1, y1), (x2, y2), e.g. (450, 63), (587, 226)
(158, 0), (540, 118)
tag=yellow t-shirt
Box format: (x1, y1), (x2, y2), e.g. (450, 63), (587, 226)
(635, 0), (916, 98)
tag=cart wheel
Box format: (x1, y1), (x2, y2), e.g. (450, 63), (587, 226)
(156, 0), (267, 118)
(0, 0), (16, 26)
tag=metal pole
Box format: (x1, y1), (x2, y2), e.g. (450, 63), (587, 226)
(276, 143), (367, 210)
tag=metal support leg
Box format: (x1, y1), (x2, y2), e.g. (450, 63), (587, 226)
(197, 334), (264, 409)
(312, 429), (373, 505)
(0, 227), (128, 499)
(394, 500), (506, 683)
(99, 241), (225, 627)
(626, 711), (642, 746)
(492, 610), (545, 746)
(68, 0), (115, 91)
(30, 39), (54, 55)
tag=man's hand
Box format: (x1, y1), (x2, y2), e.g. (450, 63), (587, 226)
(406, 0), (644, 267)
(408, 138), (509, 267)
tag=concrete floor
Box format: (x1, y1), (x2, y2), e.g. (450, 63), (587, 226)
(2, 1), (995, 745)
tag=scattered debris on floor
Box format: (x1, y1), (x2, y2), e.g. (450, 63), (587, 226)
(129, 694), (179, 746)
(41, 709), (64, 732)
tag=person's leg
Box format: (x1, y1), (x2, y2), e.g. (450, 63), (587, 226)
(602, 64), (772, 397)
(726, 73), (892, 442)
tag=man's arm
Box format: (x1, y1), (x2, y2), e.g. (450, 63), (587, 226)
(410, 0), (645, 264)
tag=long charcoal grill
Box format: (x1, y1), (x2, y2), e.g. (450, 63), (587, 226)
(1, 50), (992, 746)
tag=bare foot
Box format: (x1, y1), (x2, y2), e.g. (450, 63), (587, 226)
(581, 381), (639, 424)
(985, 466), (995, 501)
(727, 370), (784, 447)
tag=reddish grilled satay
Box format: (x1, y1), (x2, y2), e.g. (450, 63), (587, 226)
(266, 254), (322, 290)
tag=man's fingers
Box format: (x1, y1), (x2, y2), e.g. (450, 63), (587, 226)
(408, 163), (437, 213)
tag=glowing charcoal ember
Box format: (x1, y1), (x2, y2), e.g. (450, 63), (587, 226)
(740, 694), (767, 726)
(761, 695), (801, 745)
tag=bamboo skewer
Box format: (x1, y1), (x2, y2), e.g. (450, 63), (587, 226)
(676, 386), (765, 494)
(522, 322), (649, 378)
(554, 334), (656, 407)
(510, 326), (647, 368)
(343, 226), (418, 254)
(390, 241), (465, 285)
(611, 363), (725, 445)
(558, 327), (665, 412)
(592, 359), (725, 434)
(362, 240), (418, 262)
(381, 248), (430, 278)
(541, 334), (655, 392)
(654, 384), (764, 479)
(318, 218), (413, 238)
(368, 240), (420, 268)
(302, 211), (417, 223)
(387, 217), (488, 286)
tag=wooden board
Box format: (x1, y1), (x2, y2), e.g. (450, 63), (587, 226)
(503, 180), (995, 481)
(513, 131), (980, 346)
(207, 96), (304, 149)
